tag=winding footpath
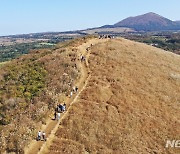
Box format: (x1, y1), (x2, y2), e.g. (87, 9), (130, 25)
(24, 38), (107, 154)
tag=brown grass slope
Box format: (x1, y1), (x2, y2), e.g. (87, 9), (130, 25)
(49, 38), (180, 154)
(0, 36), (95, 153)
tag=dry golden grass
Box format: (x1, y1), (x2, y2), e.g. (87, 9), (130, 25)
(49, 38), (180, 154)
(0, 37), (95, 153)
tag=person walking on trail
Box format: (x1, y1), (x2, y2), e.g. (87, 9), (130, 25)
(80, 55), (83, 62)
(80, 55), (85, 62)
(73, 86), (76, 93)
(42, 132), (46, 141)
(62, 103), (66, 112)
(58, 104), (63, 112)
(56, 104), (59, 112)
(57, 112), (60, 120)
(70, 91), (73, 98)
(75, 86), (78, 93)
(73, 86), (78, 93)
(37, 131), (41, 141)
(54, 111), (56, 120)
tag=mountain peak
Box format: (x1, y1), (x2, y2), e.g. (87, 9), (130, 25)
(114, 12), (179, 31)
(143, 12), (164, 18)
(145, 12), (159, 16)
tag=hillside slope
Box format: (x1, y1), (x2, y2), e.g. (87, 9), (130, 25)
(49, 38), (180, 154)
(0, 36), (95, 153)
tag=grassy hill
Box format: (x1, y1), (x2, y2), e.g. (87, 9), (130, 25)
(49, 38), (180, 154)
(0, 36), (179, 154)
(0, 36), (94, 153)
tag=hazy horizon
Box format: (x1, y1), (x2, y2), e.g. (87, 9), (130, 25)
(0, 0), (180, 36)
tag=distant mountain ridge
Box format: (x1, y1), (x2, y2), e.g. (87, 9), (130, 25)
(113, 12), (180, 31)
(1, 12), (179, 37)
(175, 20), (180, 24)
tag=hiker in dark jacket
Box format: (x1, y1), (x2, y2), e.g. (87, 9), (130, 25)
(54, 111), (56, 120)
(62, 103), (66, 112)
(75, 86), (78, 92)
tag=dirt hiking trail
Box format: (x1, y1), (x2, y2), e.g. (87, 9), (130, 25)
(24, 38), (108, 154)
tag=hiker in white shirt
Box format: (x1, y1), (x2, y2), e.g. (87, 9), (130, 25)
(37, 131), (41, 141)
(57, 112), (60, 120)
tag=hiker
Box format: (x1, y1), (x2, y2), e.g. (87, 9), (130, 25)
(37, 131), (41, 141)
(86, 46), (91, 52)
(80, 55), (83, 62)
(73, 86), (78, 93)
(75, 86), (78, 93)
(56, 104), (59, 112)
(54, 111), (56, 120)
(58, 104), (63, 112)
(81, 55), (85, 62)
(99, 35), (103, 39)
(42, 132), (46, 141)
(80, 55), (86, 62)
(74, 63), (77, 69)
(62, 103), (66, 112)
(70, 91), (73, 98)
(73, 86), (76, 93)
(56, 105), (60, 112)
(57, 112), (60, 120)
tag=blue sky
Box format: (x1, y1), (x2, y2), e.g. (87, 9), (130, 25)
(0, 0), (180, 36)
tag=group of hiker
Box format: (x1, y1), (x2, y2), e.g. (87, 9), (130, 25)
(37, 131), (46, 141)
(37, 103), (66, 141)
(80, 44), (94, 62)
(36, 39), (93, 142)
(55, 102), (66, 120)
(56, 103), (66, 113)
(99, 35), (114, 39)
(37, 85), (79, 141)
